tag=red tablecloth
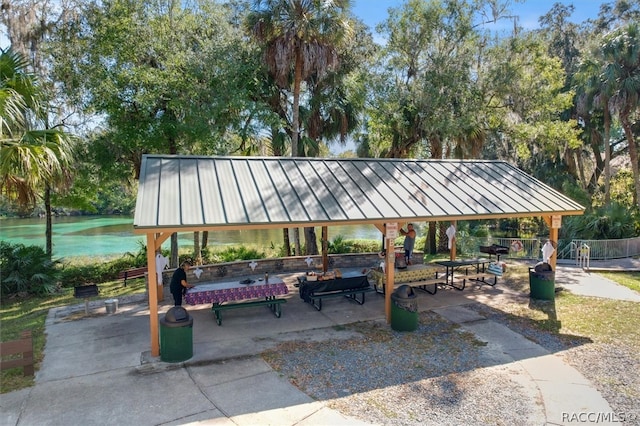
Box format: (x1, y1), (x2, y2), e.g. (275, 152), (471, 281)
(184, 278), (288, 305)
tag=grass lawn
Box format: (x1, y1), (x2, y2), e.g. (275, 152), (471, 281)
(1, 264), (638, 394)
(496, 266), (640, 344)
(0, 278), (147, 393)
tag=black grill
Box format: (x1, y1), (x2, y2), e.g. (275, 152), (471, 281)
(74, 284), (99, 299)
(479, 244), (509, 260)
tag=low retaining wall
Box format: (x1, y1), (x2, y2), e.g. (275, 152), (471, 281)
(161, 252), (424, 285)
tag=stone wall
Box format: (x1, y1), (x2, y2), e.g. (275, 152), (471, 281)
(161, 252), (424, 285)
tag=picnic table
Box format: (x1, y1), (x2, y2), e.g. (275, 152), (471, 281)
(369, 264), (446, 295)
(435, 259), (498, 290)
(298, 271), (373, 311)
(185, 277), (288, 325)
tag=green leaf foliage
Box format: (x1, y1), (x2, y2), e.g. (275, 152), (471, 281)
(0, 242), (61, 296)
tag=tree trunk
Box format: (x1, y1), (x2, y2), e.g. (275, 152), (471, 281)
(437, 222), (449, 253)
(304, 227), (318, 255)
(427, 222), (437, 255)
(621, 114), (640, 210)
(293, 228), (301, 256)
(292, 47), (303, 157)
(576, 149), (587, 190)
(45, 184), (52, 258)
(603, 98), (611, 204)
(289, 49), (304, 252)
(202, 231), (208, 248)
(170, 233), (178, 268)
(587, 126), (605, 193)
(193, 232), (201, 265)
(282, 228), (291, 257)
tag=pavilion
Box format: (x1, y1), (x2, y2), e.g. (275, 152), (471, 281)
(133, 154), (584, 356)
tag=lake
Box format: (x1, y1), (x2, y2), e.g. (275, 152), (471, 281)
(0, 215), (384, 259)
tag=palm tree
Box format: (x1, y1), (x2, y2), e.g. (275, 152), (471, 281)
(246, 0), (352, 157)
(0, 47), (76, 257)
(574, 56), (608, 194)
(247, 0), (352, 255)
(601, 23), (640, 210)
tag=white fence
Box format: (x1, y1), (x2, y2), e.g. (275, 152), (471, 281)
(566, 237), (640, 261)
(458, 236), (640, 262)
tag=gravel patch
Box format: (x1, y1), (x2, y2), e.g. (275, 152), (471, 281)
(262, 305), (640, 425)
(263, 310), (545, 425)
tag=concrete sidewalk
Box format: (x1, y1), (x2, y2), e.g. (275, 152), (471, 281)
(1, 262), (638, 426)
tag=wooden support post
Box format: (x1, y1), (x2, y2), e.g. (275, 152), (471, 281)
(384, 237), (395, 324)
(543, 215), (560, 270)
(147, 234), (160, 357)
(322, 226), (329, 273)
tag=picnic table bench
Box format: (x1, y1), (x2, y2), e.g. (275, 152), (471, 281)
(369, 264), (447, 295)
(211, 298), (286, 326)
(0, 330), (34, 376)
(298, 271), (374, 311)
(118, 267), (147, 286)
(435, 259), (500, 290)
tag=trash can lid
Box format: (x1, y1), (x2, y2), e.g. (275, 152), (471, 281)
(393, 284), (416, 298)
(534, 262), (553, 272)
(165, 306), (190, 322)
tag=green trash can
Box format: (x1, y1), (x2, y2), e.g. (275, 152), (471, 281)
(160, 306), (193, 362)
(529, 264), (555, 301)
(391, 285), (418, 331)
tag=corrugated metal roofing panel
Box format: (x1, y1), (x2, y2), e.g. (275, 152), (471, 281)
(310, 161), (366, 220)
(179, 158), (204, 225)
(157, 158), (181, 226)
(133, 155), (584, 231)
(246, 159), (289, 223)
(198, 159), (226, 224)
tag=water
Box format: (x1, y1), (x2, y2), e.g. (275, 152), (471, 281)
(0, 215), (383, 259)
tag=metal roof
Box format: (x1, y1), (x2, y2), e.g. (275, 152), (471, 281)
(133, 155), (584, 232)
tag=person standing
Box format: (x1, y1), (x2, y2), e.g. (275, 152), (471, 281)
(400, 223), (416, 265)
(170, 260), (194, 306)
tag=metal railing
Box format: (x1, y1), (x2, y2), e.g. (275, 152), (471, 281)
(569, 237), (640, 261)
(457, 236), (640, 263)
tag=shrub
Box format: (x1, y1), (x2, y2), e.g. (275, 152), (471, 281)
(328, 236), (353, 254)
(0, 242), (60, 296)
(209, 246), (266, 263)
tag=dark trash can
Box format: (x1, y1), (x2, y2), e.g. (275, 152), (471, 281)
(160, 306), (193, 362)
(391, 285), (418, 331)
(529, 263), (555, 301)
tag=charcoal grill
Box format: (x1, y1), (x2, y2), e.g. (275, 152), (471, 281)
(74, 284), (99, 314)
(479, 244), (509, 261)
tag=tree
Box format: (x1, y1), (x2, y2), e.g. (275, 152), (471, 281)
(367, 0), (516, 252)
(601, 23), (640, 210)
(247, 0), (352, 256)
(50, 0), (261, 265)
(0, 47), (76, 256)
(483, 33), (580, 170)
(246, 0), (352, 158)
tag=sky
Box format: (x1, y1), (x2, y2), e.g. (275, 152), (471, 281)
(0, 1), (605, 51)
(351, 0), (605, 33)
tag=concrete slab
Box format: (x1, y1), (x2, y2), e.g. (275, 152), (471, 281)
(202, 372), (316, 424)
(20, 368), (215, 426)
(297, 407), (373, 425)
(431, 305), (486, 323)
(3, 263), (634, 426)
(537, 380), (620, 425)
(555, 267), (640, 302)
